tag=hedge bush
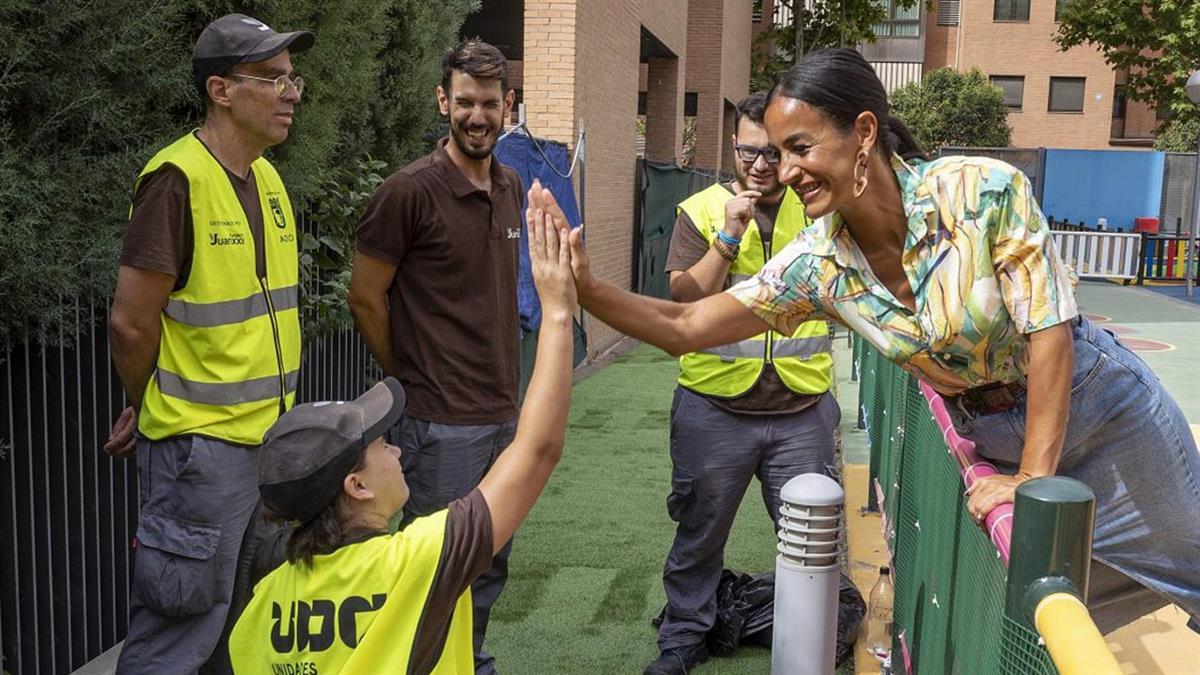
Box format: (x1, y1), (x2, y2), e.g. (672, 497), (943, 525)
(0, 0), (479, 345)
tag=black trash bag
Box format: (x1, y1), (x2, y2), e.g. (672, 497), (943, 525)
(653, 569), (867, 666)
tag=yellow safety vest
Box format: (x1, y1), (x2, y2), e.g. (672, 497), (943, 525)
(134, 132), (301, 446)
(228, 511), (475, 674)
(677, 183), (832, 398)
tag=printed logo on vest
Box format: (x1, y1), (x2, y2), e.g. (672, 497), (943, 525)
(270, 593), (387, 653)
(270, 196), (288, 229)
(506, 227), (520, 239)
(210, 232), (245, 246)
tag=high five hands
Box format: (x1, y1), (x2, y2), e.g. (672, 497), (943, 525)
(527, 180), (591, 296)
(526, 180), (581, 313)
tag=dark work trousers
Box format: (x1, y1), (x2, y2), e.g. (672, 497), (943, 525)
(116, 435), (260, 674)
(658, 387), (841, 650)
(391, 415), (518, 675)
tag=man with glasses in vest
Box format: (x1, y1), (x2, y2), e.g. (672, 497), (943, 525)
(104, 13), (311, 673)
(645, 91), (839, 675)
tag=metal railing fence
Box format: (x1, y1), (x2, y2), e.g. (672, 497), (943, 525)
(856, 336), (1115, 674)
(1, 302), (376, 674)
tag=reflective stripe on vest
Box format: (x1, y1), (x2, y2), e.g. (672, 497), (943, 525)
(676, 183), (832, 398)
(701, 334), (832, 361)
(164, 286), (299, 327)
(156, 368), (299, 407)
(134, 132), (301, 445)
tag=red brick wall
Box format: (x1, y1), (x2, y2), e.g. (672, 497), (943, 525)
(953, 0), (1117, 149)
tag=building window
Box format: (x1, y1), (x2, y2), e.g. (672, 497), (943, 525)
(874, 0), (921, 37)
(937, 0), (960, 26)
(994, 0), (1030, 21)
(990, 76), (1024, 110)
(1112, 85), (1126, 119)
(1055, 0), (1070, 22)
(752, 0), (763, 22)
(1049, 77), (1086, 113)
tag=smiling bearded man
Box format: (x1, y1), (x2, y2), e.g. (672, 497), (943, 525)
(347, 38), (523, 675)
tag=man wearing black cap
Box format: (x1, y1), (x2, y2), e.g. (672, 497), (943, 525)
(105, 13), (312, 673)
(229, 198), (577, 674)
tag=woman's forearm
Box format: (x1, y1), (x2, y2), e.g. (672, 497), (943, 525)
(1019, 322), (1073, 477)
(578, 276), (767, 357)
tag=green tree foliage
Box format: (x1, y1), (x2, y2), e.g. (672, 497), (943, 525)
(1055, 0), (1200, 135)
(0, 0), (478, 344)
(1154, 115), (1200, 152)
(750, 0), (920, 92)
(890, 68), (1012, 152)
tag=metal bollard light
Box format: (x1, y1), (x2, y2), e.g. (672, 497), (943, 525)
(773, 473), (845, 675)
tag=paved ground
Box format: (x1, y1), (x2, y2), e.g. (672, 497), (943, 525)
(1138, 281), (1200, 307)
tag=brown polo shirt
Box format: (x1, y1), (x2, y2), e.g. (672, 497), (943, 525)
(356, 138), (522, 425)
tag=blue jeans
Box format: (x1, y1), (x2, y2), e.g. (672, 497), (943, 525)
(946, 316), (1200, 633)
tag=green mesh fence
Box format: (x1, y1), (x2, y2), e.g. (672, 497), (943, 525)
(854, 338), (1057, 675)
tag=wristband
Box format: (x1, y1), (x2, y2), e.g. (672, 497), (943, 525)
(713, 238), (739, 262)
(716, 230), (742, 247)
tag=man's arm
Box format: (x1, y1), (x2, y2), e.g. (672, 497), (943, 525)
(478, 188), (576, 556)
(669, 189), (759, 302)
(348, 252), (400, 379)
(105, 265), (175, 456)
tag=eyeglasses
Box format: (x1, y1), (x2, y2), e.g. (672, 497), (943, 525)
(734, 143), (779, 166)
(231, 73), (305, 98)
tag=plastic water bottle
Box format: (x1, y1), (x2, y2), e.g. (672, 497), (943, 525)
(866, 566), (894, 667)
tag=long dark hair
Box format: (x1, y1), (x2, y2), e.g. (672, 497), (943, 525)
(263, 448), (370, 567)
(769, 48), (927, 161)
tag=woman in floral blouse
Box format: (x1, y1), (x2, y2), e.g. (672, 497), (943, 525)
(526, 48), (1199, 634)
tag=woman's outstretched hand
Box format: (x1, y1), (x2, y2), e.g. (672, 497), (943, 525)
(527, 181), (591, 296)
(526, 180), (578, 316)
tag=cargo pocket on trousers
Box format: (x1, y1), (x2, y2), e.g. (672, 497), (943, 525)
(666, 471), (699, 526)
(133, 511), (222, 617)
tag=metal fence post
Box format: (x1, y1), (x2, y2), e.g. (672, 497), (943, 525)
(1005, 477), (1120, 674)
(1005, 477), (1094, 620)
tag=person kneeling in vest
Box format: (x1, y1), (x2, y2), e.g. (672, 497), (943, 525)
(645, 92), (839, 675)
(229, 186), (577, 674)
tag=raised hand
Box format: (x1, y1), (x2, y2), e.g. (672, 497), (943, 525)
(528, 181), (592, 295)
(723, 189), (761, 239)
(526, 180), (578, 316)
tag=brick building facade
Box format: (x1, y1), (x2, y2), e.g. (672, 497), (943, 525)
(865, 0), (1159, 149)
(464, 0), (754, 356)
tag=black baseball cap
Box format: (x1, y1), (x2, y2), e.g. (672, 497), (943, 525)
(193, 13), (315, 92)
(259, 378), (406, 525)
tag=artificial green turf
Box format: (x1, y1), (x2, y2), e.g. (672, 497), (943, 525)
(487, 345), (792, 674)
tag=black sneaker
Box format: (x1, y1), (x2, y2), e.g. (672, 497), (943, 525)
(643, 643), (710, 675)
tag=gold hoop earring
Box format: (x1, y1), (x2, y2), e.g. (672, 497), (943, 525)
(853, 150), (870, 198)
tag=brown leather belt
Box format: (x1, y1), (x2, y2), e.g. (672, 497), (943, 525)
(950, 380), (1025, 416)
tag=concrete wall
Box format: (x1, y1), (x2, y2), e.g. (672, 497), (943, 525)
(1041, 149), (1165, 230)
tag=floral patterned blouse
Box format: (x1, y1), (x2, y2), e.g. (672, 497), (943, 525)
(728, 154), (1078, 394)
